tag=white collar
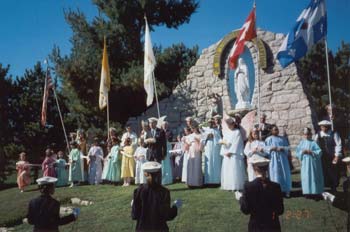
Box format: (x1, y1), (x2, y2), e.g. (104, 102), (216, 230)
(320, 131), (331, 137)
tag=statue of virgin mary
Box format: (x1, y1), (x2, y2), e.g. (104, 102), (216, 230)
(234, 58), (251, 109)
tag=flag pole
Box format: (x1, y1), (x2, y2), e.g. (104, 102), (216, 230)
(253, 1), (262, 134)
(107, 91), (110, 141)
(45, 62), (71, 153)
(324, 39), (334, 130)
(152, 72), (161, 118)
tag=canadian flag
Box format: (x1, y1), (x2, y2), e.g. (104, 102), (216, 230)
(229, 7), (257, 69)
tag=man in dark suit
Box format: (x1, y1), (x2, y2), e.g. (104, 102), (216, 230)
(239, 156), (284, 232)
(27, 176), (78, 231)
(255, 113), (273, 141)
(132, 162), (181, 232)
(145, 117), (167, 162)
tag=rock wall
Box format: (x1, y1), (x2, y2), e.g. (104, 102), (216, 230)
(128, 29), (318, 151)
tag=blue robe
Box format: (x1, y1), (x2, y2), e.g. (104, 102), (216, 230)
(203, 127), (222, 184)
(56, 159), (68, 187)
(296, 139), (324, 194)
(68, 148), (83, 182)
(162, 142), (173, 185)
(103, 145), (121, 182)
(265, 135), (291, 193)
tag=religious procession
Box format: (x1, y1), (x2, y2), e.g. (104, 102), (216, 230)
(2, 0), (350, 231)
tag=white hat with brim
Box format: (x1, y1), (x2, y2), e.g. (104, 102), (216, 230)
(142, 162), (162, 173)
(148, 117), (158, 123)
(318, 120), (332, 126)
(36, 176), (58, 185)
(250, 155), (270, 167)
(342, 157), (350, 163)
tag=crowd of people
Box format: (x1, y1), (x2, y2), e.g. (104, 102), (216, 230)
(16, 108), (347, 202)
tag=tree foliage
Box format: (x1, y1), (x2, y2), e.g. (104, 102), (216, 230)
(298, 41), (350, 139)
(51, 0), (199, 130)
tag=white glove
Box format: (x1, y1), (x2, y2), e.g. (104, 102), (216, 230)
(174, 199), (183, 208)
(235, 191), (242, 200)
(130, 200), (134, 207)
(322, 192), (335, 202)
(73, 208), (80, 217)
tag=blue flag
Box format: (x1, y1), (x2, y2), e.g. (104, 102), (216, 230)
(277, 0), (327, 68)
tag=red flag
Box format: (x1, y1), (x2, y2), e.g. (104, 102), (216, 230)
(229, 7), (257, 69)
(41, 71), (54, 126)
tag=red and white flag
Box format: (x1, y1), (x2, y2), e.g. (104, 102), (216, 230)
(41, 71), (53, 126)
(229, 7), (257, 69)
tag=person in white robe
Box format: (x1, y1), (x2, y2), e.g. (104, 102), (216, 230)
(181, 127), (192, 183)
(87, 138), (104, 185)
(244, 128), (268, 181)
(202, 118), (222, 185)
(134, 139), (148, 184)
(220, 117), (247, 197)
(121, 124), (138, 148)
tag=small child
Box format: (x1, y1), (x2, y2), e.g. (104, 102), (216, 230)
(121, 138), (135, 186)
(56, 151), (69, 187)
(134, 138), (148, 184)
(16, 152), (31, 192)
(42, 149), (56, 177)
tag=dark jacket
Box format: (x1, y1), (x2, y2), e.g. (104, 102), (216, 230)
(145, 128), (167, 162)
(132, 184), (177, 232)
(27, 194), (75, 232)
(240, 178), (284, 232)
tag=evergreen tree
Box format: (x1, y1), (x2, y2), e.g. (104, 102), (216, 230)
(51, 0), (199, 131)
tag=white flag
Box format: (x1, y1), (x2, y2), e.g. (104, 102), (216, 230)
(99, 37), (111, 109)
(144, 18), (156, 106)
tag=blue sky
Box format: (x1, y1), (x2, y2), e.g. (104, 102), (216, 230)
(0, 0), (349, 77)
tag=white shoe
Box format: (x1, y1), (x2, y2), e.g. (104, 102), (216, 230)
(69, 183), (74, 188)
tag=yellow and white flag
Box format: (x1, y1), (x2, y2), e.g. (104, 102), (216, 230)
(99, 37), (111, 110)
(144, 17), (156, 106)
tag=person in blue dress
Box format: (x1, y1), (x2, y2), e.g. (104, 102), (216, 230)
(265, 125), (292, 197)
(103, 137), (121, 184)
(203, 118), (222, 185)
(55, 151), (68, 187)
(296, 127), (324, 199)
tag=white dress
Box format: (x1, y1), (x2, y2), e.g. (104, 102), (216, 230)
(181, 135), (191, 183)
(220, 128), (246, 191)
(244, 140), (267, 181)
(134, 146), (147, 184)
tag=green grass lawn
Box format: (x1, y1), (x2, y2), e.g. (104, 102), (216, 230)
(0, 179), (348, 232)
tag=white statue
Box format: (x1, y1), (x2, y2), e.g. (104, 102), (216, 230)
(234, 58), (251, 109)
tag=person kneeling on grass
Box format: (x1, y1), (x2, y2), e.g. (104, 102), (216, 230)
(27, 176), (79, 232)
(131, 162), (182, 232)
(238, 156), (284, 232)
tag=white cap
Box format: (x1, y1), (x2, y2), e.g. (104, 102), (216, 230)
(148, 117), (158, 123)
(213, 115), (222, 119)
(224, 116), (236, 124)
(185, 116), (193, 121)
(250, 155), (270, 167)
(342, 157), (350, 163)
(318, 120), (332, 126)
(36, 176), (58, 185)
(234, 113), (242, 119)
(142, 162), (162, 173)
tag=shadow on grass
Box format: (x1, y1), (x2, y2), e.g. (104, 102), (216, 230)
(0, 183), (17, 191)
